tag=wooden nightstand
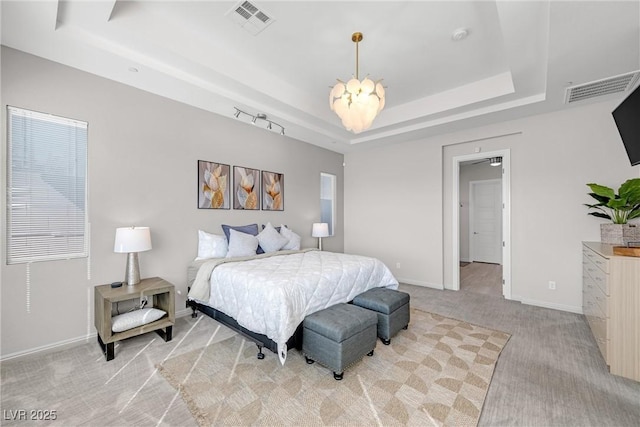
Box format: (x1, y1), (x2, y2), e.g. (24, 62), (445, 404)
(94, 277), (175, 361)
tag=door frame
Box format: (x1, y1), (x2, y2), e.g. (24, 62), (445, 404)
(452, 149), (511, 299)
(469, 178), (502, 264)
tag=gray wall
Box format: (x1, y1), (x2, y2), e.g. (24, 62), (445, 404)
(0, 47), (344, 358)
(345, 99), (640, 313)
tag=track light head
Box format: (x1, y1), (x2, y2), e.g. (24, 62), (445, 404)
(233, 107), (285, 136)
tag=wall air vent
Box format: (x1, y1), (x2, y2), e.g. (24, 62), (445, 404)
(565, 71), (640, 104)
(226, 1), (275, 36)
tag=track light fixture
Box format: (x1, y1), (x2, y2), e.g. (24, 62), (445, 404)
(233, 108), (285, 136)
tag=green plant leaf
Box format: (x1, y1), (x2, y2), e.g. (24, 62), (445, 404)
(588, 212), (612, 220)
(587, 183), (615, 199)
(607, 198), (628, 210)
(619, 178), (640, 204)
(587, 192), (609, 205)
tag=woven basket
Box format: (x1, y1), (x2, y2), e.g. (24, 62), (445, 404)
(600, 223), (640, 245)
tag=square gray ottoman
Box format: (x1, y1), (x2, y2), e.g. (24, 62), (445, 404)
(302, 303), (377, 380)
(352, 288), (410, 345)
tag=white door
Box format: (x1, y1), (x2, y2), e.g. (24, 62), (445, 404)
(470, 179), (502, 264)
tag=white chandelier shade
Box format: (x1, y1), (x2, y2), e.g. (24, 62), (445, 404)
(329, 32), (386, 134)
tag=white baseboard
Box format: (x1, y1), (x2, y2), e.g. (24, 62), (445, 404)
(513, 295), (583, 314)
(397, 277), (444, 290)
(0, 332), (98, 362)
(2, 310), (194, 362)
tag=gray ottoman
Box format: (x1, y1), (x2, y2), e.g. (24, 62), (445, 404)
(352, 288), (410, 345)
(302, 303), (377, 380)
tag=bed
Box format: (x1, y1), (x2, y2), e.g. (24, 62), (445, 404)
(186, 248), (398, 364)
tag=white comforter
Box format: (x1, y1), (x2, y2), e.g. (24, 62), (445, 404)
(188, 249), (398, 364)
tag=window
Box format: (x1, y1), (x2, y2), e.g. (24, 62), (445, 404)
(6, 106), (88, 264)
(320, 173), (336, 236)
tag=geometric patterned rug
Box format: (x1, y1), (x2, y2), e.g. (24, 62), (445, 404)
(158, 308), (510, 426)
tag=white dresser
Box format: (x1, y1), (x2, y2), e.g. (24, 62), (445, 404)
(582, 242), (640, 382)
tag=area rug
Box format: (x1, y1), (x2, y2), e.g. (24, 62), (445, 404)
(158, 308), (510, 426)
(460, 262), (471, 267)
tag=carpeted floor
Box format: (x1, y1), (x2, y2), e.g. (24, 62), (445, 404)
(1, 284), (639, 426)
(158, 308), (509, 426)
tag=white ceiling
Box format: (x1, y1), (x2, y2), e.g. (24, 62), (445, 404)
(2, 1), (639, 153)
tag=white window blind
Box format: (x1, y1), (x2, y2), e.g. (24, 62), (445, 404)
(7, 106), (88, 264)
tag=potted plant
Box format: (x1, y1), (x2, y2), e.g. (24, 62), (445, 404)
(585, 178), (640, 244)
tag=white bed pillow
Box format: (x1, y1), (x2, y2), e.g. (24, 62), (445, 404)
(280, 225), (301, 250)
(196, 230), (228, 260)
(257, 222), (289, 253)
(226, 228), (259, 257)
(112, 308), (166, 333)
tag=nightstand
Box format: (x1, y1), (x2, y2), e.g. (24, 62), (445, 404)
(94, 277), (175, 361)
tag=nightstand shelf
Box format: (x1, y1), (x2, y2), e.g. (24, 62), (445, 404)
(94, 277), (175, 361)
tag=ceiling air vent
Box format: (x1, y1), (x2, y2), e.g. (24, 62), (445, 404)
(565, 71), (640, 104)
(226, 1), (275, 36)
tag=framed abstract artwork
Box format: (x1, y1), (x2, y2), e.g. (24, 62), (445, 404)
(233, 166), (260, 210)
(262, 170), (284, 211)
(198, 160), (230, 209)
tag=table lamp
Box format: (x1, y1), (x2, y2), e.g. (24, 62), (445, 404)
(312, 223), (329, 251)
(114, 226), (152, 286)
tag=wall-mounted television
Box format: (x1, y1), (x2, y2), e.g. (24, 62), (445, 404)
(612, 82), (640, 166)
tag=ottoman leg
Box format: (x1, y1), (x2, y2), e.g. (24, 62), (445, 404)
(381, 338), (391, 345)
(333, 371), (344, 381)
(367, 350), (374, 356)
(305, 356), (315, 364)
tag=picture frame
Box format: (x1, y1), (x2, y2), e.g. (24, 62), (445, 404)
(262, 170), (284, 211)
(233, 166), (260, 210)
(198, 160), (230, 209)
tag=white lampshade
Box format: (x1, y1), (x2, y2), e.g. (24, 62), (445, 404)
(114, 227), (152, 253)
(312, 223), (329, 238)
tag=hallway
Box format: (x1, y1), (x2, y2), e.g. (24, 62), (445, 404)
(460, 262), (503, 297)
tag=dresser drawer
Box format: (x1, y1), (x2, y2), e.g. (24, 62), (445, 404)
(583, 246), (609, 274)
(595, 336), (608, 363)
(591, 284), (609, 318)
(583, 274), (606, 319)
(586, 314), (609, 362)
(587, 314), (609, 341)
(583, 257), (610, 295)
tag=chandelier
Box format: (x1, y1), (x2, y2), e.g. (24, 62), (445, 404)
(329, 32), (385, 134)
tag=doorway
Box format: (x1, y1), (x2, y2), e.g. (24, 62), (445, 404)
(452, 150), (511, 299)
(470, 179), (502, 264)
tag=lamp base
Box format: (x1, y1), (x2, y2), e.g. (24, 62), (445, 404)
(125, 252), (141, 286)
(318, 237), (323, 251)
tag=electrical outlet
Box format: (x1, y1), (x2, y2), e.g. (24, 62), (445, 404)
(396, 262), (401, 269)
(548, 281), (556, 290)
